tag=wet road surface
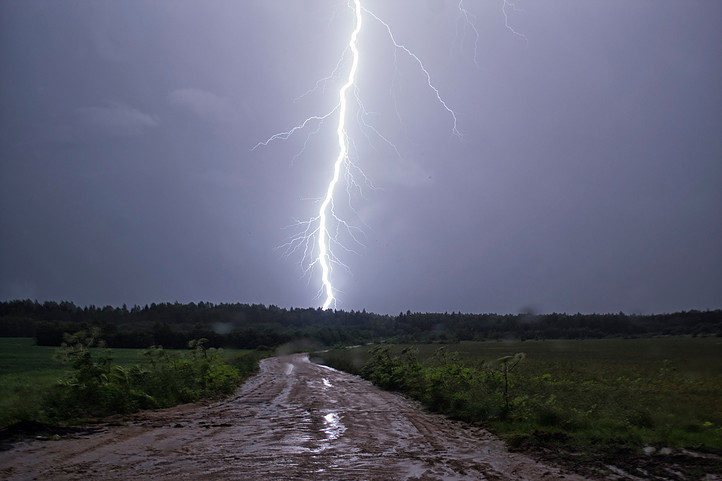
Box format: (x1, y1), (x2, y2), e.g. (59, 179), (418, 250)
(0, 354), (591, 480)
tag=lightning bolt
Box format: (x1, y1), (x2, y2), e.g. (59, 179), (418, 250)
(317, 0), (363, 309)
(254, 1), (523, 310)
(456, 1), (482, 69)
(502, 0), (529, 45)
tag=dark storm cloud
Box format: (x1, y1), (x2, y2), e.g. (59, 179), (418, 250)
(168, 89), (235, 125)
(76, 101), (158, 136)
(1, 0), (720, 314)
(48, 100), (161, 143)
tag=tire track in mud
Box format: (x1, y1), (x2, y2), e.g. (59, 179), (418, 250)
(0, 354), (591, 480)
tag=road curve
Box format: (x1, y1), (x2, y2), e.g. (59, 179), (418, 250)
(0, 354), (590, 480)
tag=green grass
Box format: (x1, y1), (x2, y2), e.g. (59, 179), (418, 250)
(316, 337), (722, 452)
(0, 338), (254, 428)
(0, 338), (65, 427)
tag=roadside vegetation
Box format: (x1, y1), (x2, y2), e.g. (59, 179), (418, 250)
(2, 299), (721, 475)
(0, 335), (268, 429)
(315, 337), (722, 478)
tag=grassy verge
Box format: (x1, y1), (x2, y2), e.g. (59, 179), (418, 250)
(0, 338), (63, 428)
(0, 336), (267, 429)
(314, 337), (722, 478)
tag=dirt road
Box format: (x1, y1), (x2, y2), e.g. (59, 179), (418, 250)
(0, 354), (590, 480)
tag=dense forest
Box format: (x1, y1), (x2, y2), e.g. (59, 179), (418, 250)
(0, 300), (720, 349)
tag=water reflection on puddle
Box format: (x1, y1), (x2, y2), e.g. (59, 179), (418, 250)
(309, 411), (346, 453)
(322, 412), (345, 441)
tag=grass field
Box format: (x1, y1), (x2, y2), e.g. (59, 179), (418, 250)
(0, 338), (251, 428)
(315, 337), (722, 459)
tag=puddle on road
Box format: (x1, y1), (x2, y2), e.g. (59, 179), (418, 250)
(317, 363), (341, 373)
(322, 413), (345, 441)
(309, 411), (347, 453)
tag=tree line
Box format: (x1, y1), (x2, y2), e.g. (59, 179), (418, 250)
(0, 299), (719, 349)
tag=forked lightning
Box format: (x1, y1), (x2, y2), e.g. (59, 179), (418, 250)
(254, 1), (521, 309)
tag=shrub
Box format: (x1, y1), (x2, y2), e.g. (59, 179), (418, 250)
(42, 334), (243, 422)
(357, 346), (526, 424)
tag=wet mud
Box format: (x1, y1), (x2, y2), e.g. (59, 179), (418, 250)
(0, 354), (591, 480)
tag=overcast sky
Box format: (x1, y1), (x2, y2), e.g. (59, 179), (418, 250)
(1, 0), (720, 315)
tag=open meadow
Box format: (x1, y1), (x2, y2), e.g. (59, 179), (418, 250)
(315, 337), (722, 477)
(0, 338), (254, 428)
(1, 338), (146, 427)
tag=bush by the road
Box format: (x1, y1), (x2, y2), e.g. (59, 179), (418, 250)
(41, 330), (250, 422)
(316, 339), (722, 478)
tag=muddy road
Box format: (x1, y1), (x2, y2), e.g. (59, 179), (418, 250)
(1, 354), (590, 480)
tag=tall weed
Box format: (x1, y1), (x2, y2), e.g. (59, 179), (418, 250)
(42, 332), (243, 422)
(316, 340), (722, 453)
